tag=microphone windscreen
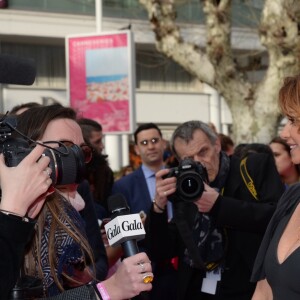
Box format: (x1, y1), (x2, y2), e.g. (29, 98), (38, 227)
(0, 54), (36, 85)
(107, 193), (130, 217)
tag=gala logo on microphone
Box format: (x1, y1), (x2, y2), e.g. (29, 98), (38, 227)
(105, 214), (145, 247)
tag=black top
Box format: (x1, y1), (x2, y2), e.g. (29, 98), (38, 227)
(252, 184), (300, 282)
(264, 208), (300, 299)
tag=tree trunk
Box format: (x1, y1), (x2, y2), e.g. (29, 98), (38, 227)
(139, 0), (300, 143)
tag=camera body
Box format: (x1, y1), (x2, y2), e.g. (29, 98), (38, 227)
(164, 158), (208, 203)
(0, 116), (86, 186)
(0, 137), (86, 186)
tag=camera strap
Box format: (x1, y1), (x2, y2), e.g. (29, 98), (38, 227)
(240, 157), (259, 201)
(173, 203), (206, 270)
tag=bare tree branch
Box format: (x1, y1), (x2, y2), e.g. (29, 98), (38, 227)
(140, 0), (215, 84)
(138, 0), (300, 143)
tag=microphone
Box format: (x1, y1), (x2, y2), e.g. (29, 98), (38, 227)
(105, 194), (145, 257)
(0, 54), (36, 85)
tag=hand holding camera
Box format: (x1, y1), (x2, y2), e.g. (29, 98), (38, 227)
(162, 158), (209, 204)
(153, 168), (176, 213)
(193, 182), (219, 213)
(161, 158), (219, 212)
(0, 114), (87, 220)
(0, 144), (52, 218)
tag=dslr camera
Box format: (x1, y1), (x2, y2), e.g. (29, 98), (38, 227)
(0, 115), (86, 185)
(164, 158), (208, 203)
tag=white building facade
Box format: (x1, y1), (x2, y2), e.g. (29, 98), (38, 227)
(0, 0), (262, 170)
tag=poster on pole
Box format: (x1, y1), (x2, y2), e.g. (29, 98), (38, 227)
(66, 30), (136, 134)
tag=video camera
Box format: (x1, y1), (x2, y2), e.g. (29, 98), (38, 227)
(0, 114), (86, 185)
(163, 158), (208, 203)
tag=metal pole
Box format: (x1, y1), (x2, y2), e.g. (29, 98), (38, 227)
(95, 0), (102, 32)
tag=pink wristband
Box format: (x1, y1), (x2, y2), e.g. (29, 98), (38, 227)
(97, 282), (111, 300)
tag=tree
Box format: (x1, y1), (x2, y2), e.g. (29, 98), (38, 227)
(138, 0), (300, 143)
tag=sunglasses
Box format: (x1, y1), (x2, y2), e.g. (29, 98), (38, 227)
(139, 137), (161, 146)
(58, 140), (93, 164)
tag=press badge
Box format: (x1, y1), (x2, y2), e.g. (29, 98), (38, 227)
(201, 268), (221, 294)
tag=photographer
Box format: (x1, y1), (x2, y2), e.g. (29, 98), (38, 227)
(0, 144), (53, 298)
(145, 120), (285, 300)
(11, 104), (108, 296)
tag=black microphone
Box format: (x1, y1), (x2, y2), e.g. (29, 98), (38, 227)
(0, 54), (36, 85)
(106, 193), (145, 257)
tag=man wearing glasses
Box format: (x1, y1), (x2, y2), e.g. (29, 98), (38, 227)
(111, 122), (176, 300)
(112, 123), (166, 215)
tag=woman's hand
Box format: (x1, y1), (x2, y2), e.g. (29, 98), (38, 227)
(103, 252), (153, 300)
(0, 144), (52, 217)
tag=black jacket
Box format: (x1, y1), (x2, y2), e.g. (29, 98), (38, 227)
(0, 213), (35, 299)
(145, 153), (285, 300)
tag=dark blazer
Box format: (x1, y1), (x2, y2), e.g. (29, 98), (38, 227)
(111, 167), (152, 214)
(145, 153), (286, 300)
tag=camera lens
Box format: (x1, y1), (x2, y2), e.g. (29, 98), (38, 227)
(181, 177), (199, 194)
(46, 144), (86, 185)
(177, 172), (204, 201)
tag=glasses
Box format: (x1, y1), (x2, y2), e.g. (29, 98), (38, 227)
(59, 140), (93, 164)
(139, 137), (161, 146)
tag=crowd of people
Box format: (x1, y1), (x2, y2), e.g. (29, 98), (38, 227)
(2, 73), (300, 300)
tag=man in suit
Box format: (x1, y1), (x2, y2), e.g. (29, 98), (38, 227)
(111, 122), (176, 300)
(145, 120), (285, 300)
(112, 123), (166, 215)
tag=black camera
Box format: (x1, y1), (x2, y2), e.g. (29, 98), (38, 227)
(164, 158), (208, 203)
(0, 116), (86, 185)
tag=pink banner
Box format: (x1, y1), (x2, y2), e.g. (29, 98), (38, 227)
(67, 32), (134, 133)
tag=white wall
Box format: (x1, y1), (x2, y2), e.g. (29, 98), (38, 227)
(135, 91), (211, 124)
(2, 87), (68, 113)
